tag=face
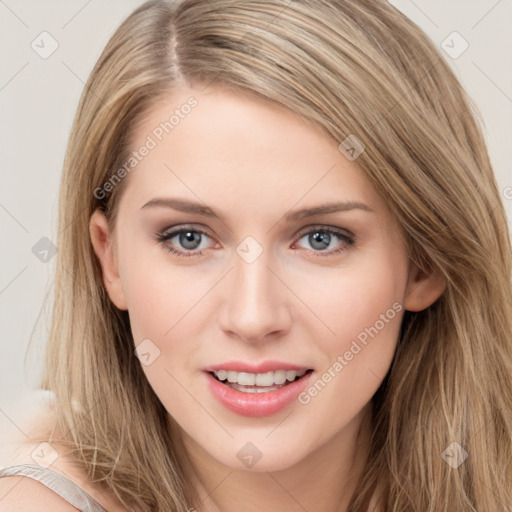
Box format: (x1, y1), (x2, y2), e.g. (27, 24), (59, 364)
(90, 84), (444, 473)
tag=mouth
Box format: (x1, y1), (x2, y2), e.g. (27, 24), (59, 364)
(208, 369), (314, 394)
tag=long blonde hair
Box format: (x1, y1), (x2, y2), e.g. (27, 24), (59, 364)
(39, 0), (512, 510)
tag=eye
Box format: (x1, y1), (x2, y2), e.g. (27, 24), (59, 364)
(155, 226), (215, 258)
(293, 226), (355, 256)
(155, 224), (355, 259)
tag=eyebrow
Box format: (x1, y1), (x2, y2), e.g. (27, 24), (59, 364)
(140, 197), (374, 222)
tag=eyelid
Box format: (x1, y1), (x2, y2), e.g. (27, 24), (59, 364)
(156, 222), (356, 259)
(291, 225), (356, 256)
(159, 223), (215, 239)
(158, 223), (354, 243)
(293, 223), (355, 240)
(158, 224), (217, 246)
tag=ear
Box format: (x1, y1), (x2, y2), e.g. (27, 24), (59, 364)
(89, 208), (128, 310)
(404, 261), (446, 312)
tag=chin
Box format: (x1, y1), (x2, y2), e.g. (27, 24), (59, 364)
(210, 442), (308, 473)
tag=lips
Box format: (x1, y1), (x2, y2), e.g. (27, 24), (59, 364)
(203, 360), (315, 416)
(203, 360), (312, 374)
(211, 368), (308, 387)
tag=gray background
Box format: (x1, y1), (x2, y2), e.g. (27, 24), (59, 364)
(1, 0), (511, 438)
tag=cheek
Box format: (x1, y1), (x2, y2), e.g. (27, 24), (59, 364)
(298, 250), (406, 421)
(119, 246), (206, 343)
(305, 246), (407, 350)
(120, 252), (204, 410)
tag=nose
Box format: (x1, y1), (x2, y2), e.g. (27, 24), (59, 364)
(218, 244), (292, 343)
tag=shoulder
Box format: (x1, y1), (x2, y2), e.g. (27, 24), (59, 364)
(0, 474), (79, 511)
(1, 392), (127, 512)
(1, 446), (127, 512)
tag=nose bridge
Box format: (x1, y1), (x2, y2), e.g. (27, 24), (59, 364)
(220, 236), (290, 340)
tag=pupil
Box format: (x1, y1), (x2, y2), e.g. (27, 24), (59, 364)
(310, 231), (330, 250)
(180, 231), (201, 249)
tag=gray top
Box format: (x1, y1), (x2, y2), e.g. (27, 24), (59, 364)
(0, 464), (107, 512)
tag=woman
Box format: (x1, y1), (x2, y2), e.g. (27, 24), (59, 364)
(1, 0), (511, 510)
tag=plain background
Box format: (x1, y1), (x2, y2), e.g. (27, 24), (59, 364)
(1, 0), (511, 439)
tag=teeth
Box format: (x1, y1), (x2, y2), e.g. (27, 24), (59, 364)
(213, 369), (307, 386)
(216, 370), (228, 381)
(286, 370), (298, 382)
(273, 370), (287, 385)
(238, 372), (256, 386)
(227, 371), (238, 383)
(255, 372), (274, 386)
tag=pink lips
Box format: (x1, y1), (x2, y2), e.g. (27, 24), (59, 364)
(203, 360), (311, 374)
(203, 360), (314, 417)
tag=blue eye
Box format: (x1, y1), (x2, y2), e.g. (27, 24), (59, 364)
(155, 225), (355, 258)
(293, 226), (355, 256)
(156, 226), (213, 258)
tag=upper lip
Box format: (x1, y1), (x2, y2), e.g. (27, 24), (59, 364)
(203, 361), (312, 374)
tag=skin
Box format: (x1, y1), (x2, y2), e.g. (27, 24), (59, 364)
(90, 84), (445, 512)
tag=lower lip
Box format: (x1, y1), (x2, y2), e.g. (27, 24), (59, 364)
(205, 371), (314, 417)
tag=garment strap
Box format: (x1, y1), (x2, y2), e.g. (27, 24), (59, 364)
(0, 464), (107, 512)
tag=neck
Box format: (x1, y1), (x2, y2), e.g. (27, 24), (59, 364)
(180, 404), (373, 512)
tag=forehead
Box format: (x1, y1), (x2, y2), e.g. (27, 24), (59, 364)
(119, 85), (384, 216)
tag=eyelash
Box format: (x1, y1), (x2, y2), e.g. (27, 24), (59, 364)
(155, 224), (355, 259)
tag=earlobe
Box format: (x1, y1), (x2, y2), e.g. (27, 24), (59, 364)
(89, 209), (128, 311)
(404, 262), (446, 312)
